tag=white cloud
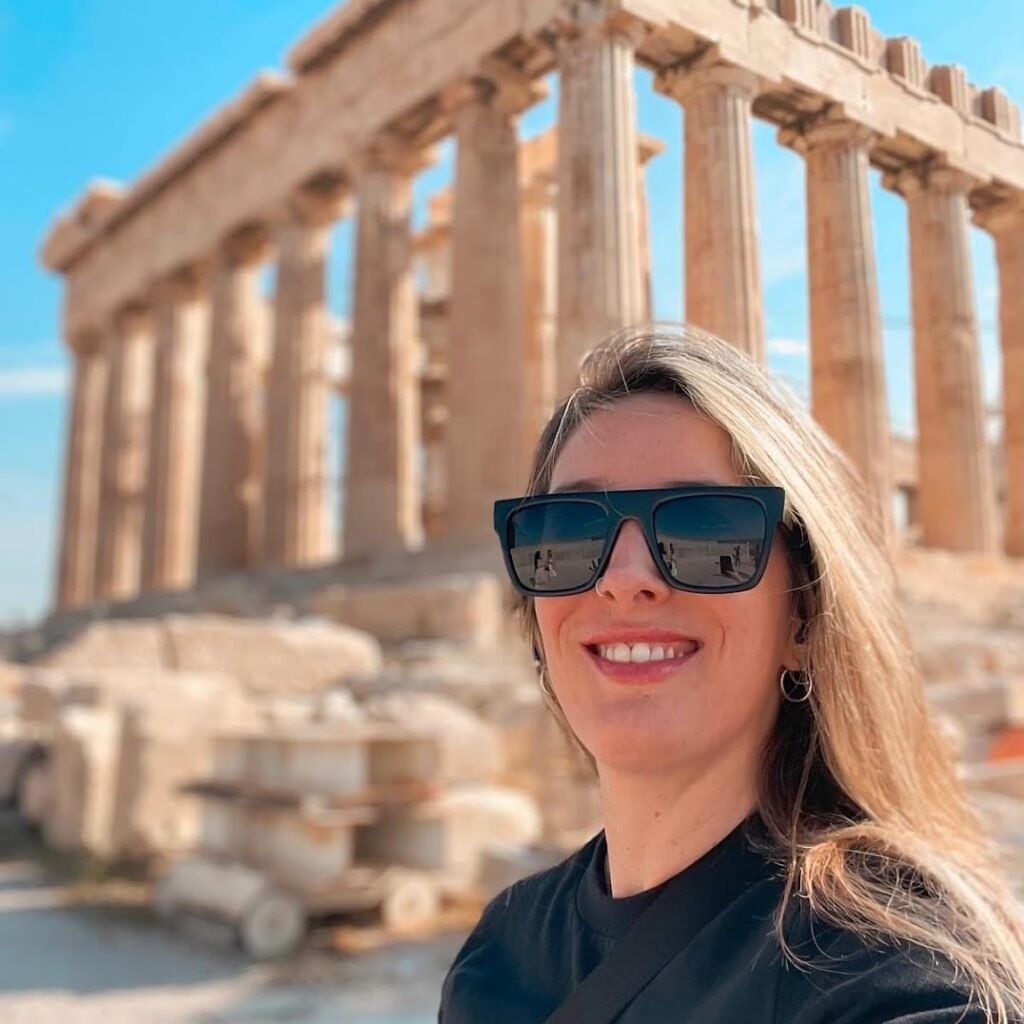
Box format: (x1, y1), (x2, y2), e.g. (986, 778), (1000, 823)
(0, 366), (69, 398)
(767, 337), (808, 357)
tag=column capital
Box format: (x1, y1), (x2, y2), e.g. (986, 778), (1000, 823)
(778, 109), (876, 155)
(549, 6), (649, 49)
(113, 301), (154, 335)
(655, 59), (760, 106)
(68, 327), (105, 357)
(882, 160), (979, 200)
(220, 222), (272, 266)
(350, 137), (435, 180)
(972, 191), (1024, 236)
(442, 58), (548, 119)
(276, 171), (350, 229)
(149, 262), (210, 306)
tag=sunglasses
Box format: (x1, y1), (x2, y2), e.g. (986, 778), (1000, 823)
(493, 485), (787, 597)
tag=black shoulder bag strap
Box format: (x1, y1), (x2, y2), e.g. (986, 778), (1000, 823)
(542, 834), (771, 1024)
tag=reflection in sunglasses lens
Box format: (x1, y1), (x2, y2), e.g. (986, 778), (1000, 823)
(508, 502), (609, 592)
(654, 496), (766, 588)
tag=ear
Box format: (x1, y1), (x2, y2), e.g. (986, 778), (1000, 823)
(783, 579), (810, 671)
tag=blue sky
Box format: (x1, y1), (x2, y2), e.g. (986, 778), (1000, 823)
(1, 1), (1021, 625)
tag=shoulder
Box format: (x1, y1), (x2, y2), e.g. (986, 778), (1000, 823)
(438, 835), (598, 1011)
(776, 908), (990, 1024)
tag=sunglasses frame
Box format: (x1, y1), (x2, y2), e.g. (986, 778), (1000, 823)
(493, 485), (787, 598)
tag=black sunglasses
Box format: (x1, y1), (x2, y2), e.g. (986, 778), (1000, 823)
(493, 485), (787, 597)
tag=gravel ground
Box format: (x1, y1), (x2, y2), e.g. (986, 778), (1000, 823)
(0, 814), (465, 1024)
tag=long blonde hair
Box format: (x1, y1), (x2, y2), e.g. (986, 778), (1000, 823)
(516, 324), (1024, 1022)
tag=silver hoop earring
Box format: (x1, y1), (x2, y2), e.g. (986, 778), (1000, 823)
(780, 668), (813, 704)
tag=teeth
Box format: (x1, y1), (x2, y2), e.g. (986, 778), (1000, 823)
(595, 642), (696, 664)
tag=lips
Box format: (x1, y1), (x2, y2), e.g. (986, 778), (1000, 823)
(580, 628), (703, 684)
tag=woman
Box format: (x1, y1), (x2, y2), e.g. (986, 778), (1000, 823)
(438, 326), (1024, 1023)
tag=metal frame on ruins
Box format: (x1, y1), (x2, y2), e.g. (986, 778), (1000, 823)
(42, 0), (1024, 341)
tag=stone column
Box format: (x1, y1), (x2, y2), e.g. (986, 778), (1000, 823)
(197, 227), (268, 580)
(141, 266), (209, 594)
(262, 192), (337, 568)
(657, 63), (765, 361)
(975, 196), (1024, 556)
(55, 333), (107, 610)
(344, 148), (424, 557)
(94, 307), (155, 601)
(886, 166), (998, 553)
(521, 170), (559, 452)
(443, 77), (533, 546)
(556, 11), (646, 392)
(781, 118), (891, 534)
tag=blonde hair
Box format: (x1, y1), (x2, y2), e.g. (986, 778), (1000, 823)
(516, 324), (1024, 1022)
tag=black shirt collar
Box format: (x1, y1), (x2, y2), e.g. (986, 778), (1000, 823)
(576, 812), (777, 940)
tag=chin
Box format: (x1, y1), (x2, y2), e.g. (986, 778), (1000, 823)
(572, 717), (710, 776)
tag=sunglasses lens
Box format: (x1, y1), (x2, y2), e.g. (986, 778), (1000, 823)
(507, 502), (609, 593)
(654, 496), (767, 589)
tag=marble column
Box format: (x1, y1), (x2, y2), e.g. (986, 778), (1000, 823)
(344, 149), (424, 557)
(94, 307), (155, 601)
(657, 63), (765, 361)
(975, 197), (1024, 556)
(141, 266), (209, 593)
(55, 333), (108, 610)
(197, 227), (268, 580)
(521, 171), (559, 454)
(444, 80), (530, 545)
(262, 194), (335, 568)
(782, 118), (891, 534)
(556, 14), (646, 392)
(887, 166), (998, 553)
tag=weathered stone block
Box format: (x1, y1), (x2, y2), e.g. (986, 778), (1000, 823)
(46, 705), (123, 854)
(210, 727), (438, 795)
(310, 573), (504, 648)
(776, 0), (818, 32)
(929, 64), (971, 115)
(198, 801), (366, 888)
(40, 620), (167, 671)
(833, 6), (873, 60)
(362, 692), (501, 782)
(885, 37), (927, 89)
(31, 668), (256, 859)
(165, 615), (382, 694)
(979, 87), (1022, 140)
(36, 615), (382, 696)
(356, 783), (541, 883)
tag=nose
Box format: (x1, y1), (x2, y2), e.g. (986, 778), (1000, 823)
(596, 519), (671, 603)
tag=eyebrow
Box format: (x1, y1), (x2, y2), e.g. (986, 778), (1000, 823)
(549, 478), (724, 493)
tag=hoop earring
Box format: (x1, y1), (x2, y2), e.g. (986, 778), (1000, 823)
(595, 576), (609, 597)
(780, 668), (813, 704)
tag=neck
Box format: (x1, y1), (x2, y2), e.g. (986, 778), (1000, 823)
(598, 745), (760, 898)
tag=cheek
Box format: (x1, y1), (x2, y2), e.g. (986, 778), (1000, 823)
(534, 596), (579, 661)
(717, 573), (793, 663)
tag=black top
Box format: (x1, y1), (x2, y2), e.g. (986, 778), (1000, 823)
(438, 815), (994, 1023)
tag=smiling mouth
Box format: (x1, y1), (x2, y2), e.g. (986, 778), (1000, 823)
(585, 640), (701, 664)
